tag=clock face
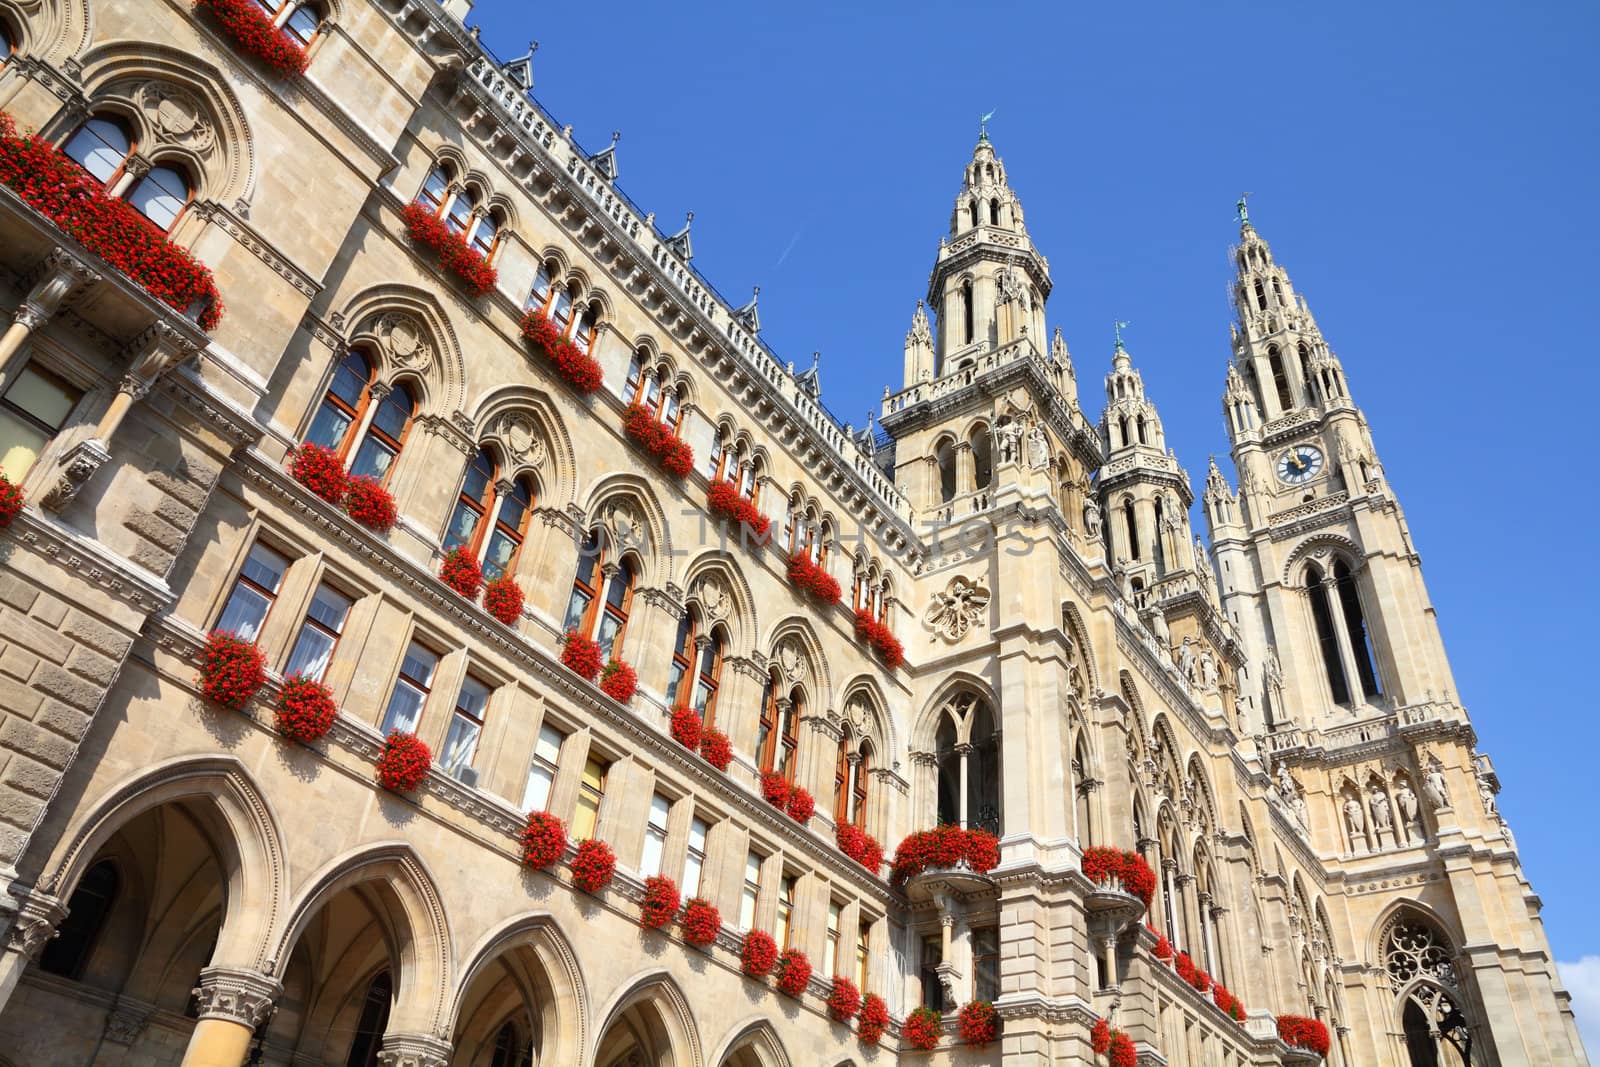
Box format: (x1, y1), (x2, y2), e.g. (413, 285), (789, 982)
(1276, 445), (1324, 485)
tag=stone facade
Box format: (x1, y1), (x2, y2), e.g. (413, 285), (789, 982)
(0, 1), (1586, 1066)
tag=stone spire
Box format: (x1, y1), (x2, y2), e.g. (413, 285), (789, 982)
(903, 301), (934, 383)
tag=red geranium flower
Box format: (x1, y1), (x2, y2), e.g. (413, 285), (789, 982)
(669, 705), (702, 751)
(891, 825), (999, 884)
(785, 786), (815, 825)
(774, 947), (811, 997)
(1174, 951), (1198, 987)
(439, 546), (483, 600)
(786, 553), (841, 605)
(274, 673), (337, 744)
(622, 403), (694, 479)
(570, 838), (616, 893)
(852, 609), (904, 669)
(375, 730), (431, 792)
(903, 1005), (942, 1050)
(343, 475), (396, 533)
(1091, 1017), (1111, 1055)
(958, 1000), (998, 1048)
(0, 473), (22, 528)
(560, 631), (604, 682)
(827, 975), (860, 1021)
(198, 630), (266, 710)
(1276, 1015), (1331, 1057)
(400, 201), (497, 297)
(289, 442), (347, 505)
(1082, 846), (1155, 907)
(1109, 1031), (1137, 1067)
(519, 811), (567, 871)
(639, 875), (679, 930)
(193, 0), (309, 77)
(740, 929), (778, 978)
(680, 897), (721, 947)
(761, 772), (791, 809)
(706, 479), (771, 540)
(699, 727), (732, 771)
(482, 575), (525, 625)
(858, 993), (889, 1045)
(519, 309), (603, 394)
(599, 659), (637, 703)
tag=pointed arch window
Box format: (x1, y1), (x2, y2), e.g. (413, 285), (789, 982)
(565, 533), (635, 658)
(419, 162), (452, 214)
(1335, 560), (1382, 699)
(63, 116), (194, 232)
(349, 382), (415, 485)
(444, 185), (475, 236)
(1267, 345), (1294, 412)
(757, 674), (801, 779)
(1306, 563), (1351, 705)
(989, 198), (1000, 225)
(550, 285), (575, 335)
(933, 694), (1001, 834)
(253, 0), (326, 47)
(668, 618), (724, 724)
(527, 260), (557, 316)
(1297, 342), (1316, 405)
(39, 860), (118, 979)
(967, 199), (978, 228)
(344, 970), (393, 1067)
(1123, 499), (1140, 560)
(63, 116), (133, 185)
(1253, 279), (1267, 311)
(572, 305), (597, 355)
(1152, 495), (1168, 574)
(961, 279), (975, 345)
(489, 1021), (533, 1067)
(443, 447), (496, 558)
(852, 742), (871, 827)
(937, 438), (957, 502)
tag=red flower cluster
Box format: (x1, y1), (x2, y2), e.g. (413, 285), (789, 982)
(0, 113), (223, 329)
(1276, 1015), (1330, 1057)
(198, 630), (266, 710)
(680, 897), (721, 947)
(959, 1000), (998, 1048)
(1174, 951), (1198, 987)
(400, 201), (498, 298)
(570, 838), (616, 893)
(482, 576), (524, 625)
(785, 786), (815, 825)
(439, 546), (483, 599)
(344, 476), (396, 533)
(519, 811), (567, 871)
(639, 874), (679, 929)
(827, 975), (860, 1021)
(761, 772), (791, 809)
(375, 731), (431, 792)
(1091, 1018), (1111, 1055)
(904, 1005), (943, 1050)
(1212, 983), (1247, 1023)
(835, 823), (884, 876)
(775, 948), (811, 997)
(560, 631), (603, 682)
(274, 673), (337, 744)
(786, 553), (841, 605)
(0, 473), (22, 528)
(740, 929), (778, 978)
(890, 825), (1000, 885)
(700, 727), (732, 771)
(622, 403), (694, 478)
(1108, 1031), (1137, 1067)
(852, 610), (904, 669)
(1153, 933), (1173, 961)
(1081, 846), (1156, 907)
(858, 993), (889, 1045)
(705, 480), (771, 539)
(669, 705), (702, 750)
(289, 443), (347, 504)
(599, 659), (637, 703)
(519, 310), (603, 394)
(194, 0), (308, 77)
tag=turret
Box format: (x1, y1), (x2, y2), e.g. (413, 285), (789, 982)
(904, 301), (934, 384)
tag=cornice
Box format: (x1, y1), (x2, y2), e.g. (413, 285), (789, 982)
(190, 201), (320, 300)
(3, 510), (173, 615)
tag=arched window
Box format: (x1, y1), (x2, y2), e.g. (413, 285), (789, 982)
(305, 349), (373, 458)
(38, 860), (118, 979)
(468, 208), (502, 259)
(961, 280), (974, 345)
(757, 674), (801, 779)
(1, 19), (16, 63)
(443, 448), (496, 556)
(482, 477), (533, 582)
(1297, 342), (1316, 404)
(419, 161), (452, 215)
(62, 117), (195, 231)
(1268, 346), (1294, 412)
(834, 734), (850, 819)
(967, 199), (978, 228)
(564, 532), (635, 658)
(667, 619), (723, 724)
(1117, 415), (1130, 448)
(852, 741), (871, 827)
(489, 1021), (533, 1067)
(1073, 736), (1093, 844)
(571, 305), (597, 355)
(1152, 495), (1167, 574)
(344, 970), (393, 1067)
(1123, 499), (1139, 560)
(989, 198), (1000, 225)
(932, 693), (1000, 834)
(1253, 279), (1267, 311)
(527, 260), (557, 315)
(937, 438), (957, 502)
(1383, 914), (1473, 1067)
(254, 0), (326, 47)
(550, 284), (575, 336)
(127, 164), (193, 231)
(445, 185), (475, 236)
(1135, 413), (1147, 445)
(1335, 560), (1382, 699)
(970, 428), (992, 488)
(1305, 563), (1350, 705)
(1271, 276), (1284, 302)
(1242, 362), (1265, 411)
(348, 382), (415, 485)
(64, 116), (133, 184)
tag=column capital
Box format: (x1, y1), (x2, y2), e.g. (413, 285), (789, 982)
(4, 890), (67, 960)
(191, 965), (281, 1028)
(377, 1033), (453, 1067)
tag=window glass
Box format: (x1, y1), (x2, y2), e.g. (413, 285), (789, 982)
(528, 263), (553, 310)
(550, 288), (573, 332)
(421, 166), (450, 212)
(380, 641), (438, 735)
(739, 851), (762, 932)
(216, 543), (288, 640)
(128, 166), (188, 230)
(684, 816), (708, 897)
(572, 756), (607, 840)
(640, 793), (670, 877)
(63, 118), (129, 183)
(440, 675), (490, 779)
(471, 216), (498, 257)
(446, 192), (473, 235)
(284, 4), (320, 44)
(0, 364), (81, 482)
(521, 724), (563, 811)
(973, 926), (1001, 1002)
(857, 922), (871, 990)
(824, 900), (841, 975)
(284, 583), (352, 681)
(776, 874), (796, 948)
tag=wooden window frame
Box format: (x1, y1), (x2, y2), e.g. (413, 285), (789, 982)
(349, 380), (416, 488)
(572, 755), (609, 840)
(445, 448), (497, 558)
(852, 747), (870, 828)
(776, 873), (797, 949)
(739, 850), (763, 932)
(381, 639), (439, 736)
(683, 816), (710, 897)
(307, 349), (375, 462)
(440, 672), (491, 778)
(833, 736), (850, 820)
(62, 115), (137, 190)
(522, 722), (565, 812)
(825, 900), (842, 976)
(856, 921), (871, 991)
(216, 540), (289, 640)
(127, 163), (195, 233)
(482, 476), (533, 582)
(283, 580), (353, 682)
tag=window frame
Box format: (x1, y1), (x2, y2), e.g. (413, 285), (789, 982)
(348, 382), (417, 487)
(0, 360), (83, 483)
(283, 580), (354, 682)
(481, 476), (534, 583)
(572, 753), (609, 841)
(443, 448), (498, 559)
(639, 792), (671, 877)
(439, 672), (492, 781)
(215, 540), (290, 642)
(522, 722), (566, 812)
(683, 815), (710, 898)
(379, 638), (440, 737)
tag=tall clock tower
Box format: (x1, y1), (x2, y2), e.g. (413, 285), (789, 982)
(1206, 210), (1458, 735)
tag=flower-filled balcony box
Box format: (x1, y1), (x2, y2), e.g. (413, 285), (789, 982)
(639, 875), (679, 930)
(680, 897), (720, 948)
(519, 311), (603, 394)
(560, 631), (603, 682)
(959, 1000), (998, 1048)
(826, 975), (860, 1022)
(740, 930), (777, 979)
(0, 474), (22, 528)
(193, 0), (309, 77)
(375, 731), (431, 793)
(774, 948), (811, 998)
(904, 1005), (942, 1050)
(598, 659), (637, 703)
(400, 201), (497, 298)
(622, 403), (693, 479)
(198, 630), (266, 710)
(786, 554), (840, 606)
(519, 811), (567, 872)
(274, 674), (337, 745)
(890, 825), (1000, 891)
(1277, 1015), (1331, 1060)
(1081, 846), (1156, 914)
(835, 823), (884, 877)
(343, 475), (396, 533)
(852, 610), (904, 669)
(705, 480), (771, 540)
(858, 994), (889, 1046)
(699, 727), (732, 771)
(0, 113), (224, 329)
(438, 546), (483, 600)
(482, 576), (525, 625)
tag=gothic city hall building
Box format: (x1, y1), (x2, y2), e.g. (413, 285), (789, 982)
(0, 0), (1585, 1065)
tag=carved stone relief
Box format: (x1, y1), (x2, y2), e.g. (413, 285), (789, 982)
(136, 83), (216, 155)
(924, 574), (990, 642)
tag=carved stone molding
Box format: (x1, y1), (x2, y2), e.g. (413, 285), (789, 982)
(4, 890), (67, 960)
(39, 438), (110, 512)
(923, 573), (990, 642)
(103, 1002), (155, 1046)
(191, 966), (282, 1028)
(376, 1032), (453, 1067)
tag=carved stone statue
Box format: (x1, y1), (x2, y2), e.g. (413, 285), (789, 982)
(1293, 791), (1309, 827)
(1344, 796), (1367, 845)
(1369, 787), (1392, 832)
(1027, 424), (1049, 470)
(996, 419), (1023, 465)
(1144, 608), (1171, 650)
(1194, 536), (1215, 586)
(1177, 638), (1198, 685)
(1423, 766), (1450, 811)
(1396, 783), (1420, 828)
(1198, 648), (1219, 692)
(1083, 498), (1104, 541)
(1478, 777), (1497, 817)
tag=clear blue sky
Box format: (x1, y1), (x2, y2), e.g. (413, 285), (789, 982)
(468, 0), (1600, 967)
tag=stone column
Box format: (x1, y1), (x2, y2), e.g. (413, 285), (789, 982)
(0, 248), (99, 392)
(177, 966), (281, 1067)
(0, 889), (66, 1009)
